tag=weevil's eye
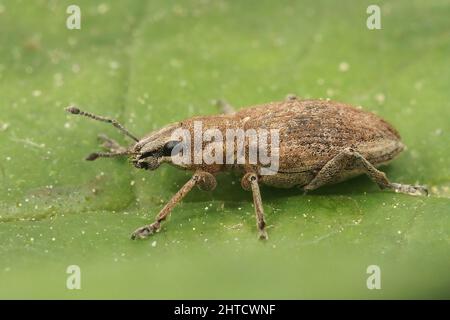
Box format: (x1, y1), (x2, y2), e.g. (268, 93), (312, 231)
(162, 140), (181, 157)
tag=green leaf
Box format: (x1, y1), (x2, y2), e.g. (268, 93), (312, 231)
(0, 0), (449, 299)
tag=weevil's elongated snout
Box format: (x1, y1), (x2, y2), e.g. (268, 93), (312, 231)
(130, 152), (160, 170)
(128, 122), (184, 171)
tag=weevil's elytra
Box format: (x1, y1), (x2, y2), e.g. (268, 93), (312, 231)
(65, 97), (428, 240)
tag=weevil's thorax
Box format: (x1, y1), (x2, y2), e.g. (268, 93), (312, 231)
(130, 114), (253, 173)
(175, 115), (242, 172)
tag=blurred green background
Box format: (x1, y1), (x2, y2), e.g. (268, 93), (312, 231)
(0, 0), (449, 299)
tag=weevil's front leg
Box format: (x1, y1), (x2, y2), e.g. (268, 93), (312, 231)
(241, 172), (268, 240)
(98, 134), (127, 153)
(85, 134), (129, 161)
(303, 148), (428, 196)
(214, 99), (235, 115)
(131, 171), (217, 240)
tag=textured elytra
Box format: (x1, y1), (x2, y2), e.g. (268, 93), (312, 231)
(230, 99), (404, 169)
(135, 99), (405, 188)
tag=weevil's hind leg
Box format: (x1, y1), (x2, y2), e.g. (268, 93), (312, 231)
(97, 134), (127, 153)
(303, 148), (428, 196)
(131, 171), (217, 240)
(241, 172), (268, 240)
(214, 99), (235, 115)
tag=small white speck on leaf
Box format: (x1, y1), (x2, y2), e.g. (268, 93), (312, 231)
(72, 64), (80, 73)
(339, 61), (350, 72)
(326, 88), (335, 97)
(97, 3), (110, 14)
(109, 61), (119, 70)
(375, 93), (385, 104)
(32, 90), (42, 97)
(0, 122), (9, 132)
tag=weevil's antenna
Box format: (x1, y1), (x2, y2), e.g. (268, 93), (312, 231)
(65, 106), (139, 142)
(85, 150), (137, 161)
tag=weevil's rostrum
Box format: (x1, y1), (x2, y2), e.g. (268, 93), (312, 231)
(66, 97), (428, 240)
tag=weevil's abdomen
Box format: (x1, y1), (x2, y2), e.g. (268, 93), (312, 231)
(236, 99), (404, 175)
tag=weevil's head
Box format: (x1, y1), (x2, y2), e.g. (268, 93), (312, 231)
(130, 123), (185, 171)
(65, 106), (190, 170)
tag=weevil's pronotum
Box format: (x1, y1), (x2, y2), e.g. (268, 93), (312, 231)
(65, 96), (428, 240)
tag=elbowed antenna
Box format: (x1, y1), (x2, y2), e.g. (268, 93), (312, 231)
(65, 106), (139, 142)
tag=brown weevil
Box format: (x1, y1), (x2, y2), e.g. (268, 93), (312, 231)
(65, 96), (428, 240)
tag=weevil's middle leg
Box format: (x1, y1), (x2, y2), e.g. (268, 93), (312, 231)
(285, 94), (298, 101)
(303, 148), (428, 196)
(131, 171), (217, 240)
(214, 99), (235, 115)
(242, 172), (268, 240)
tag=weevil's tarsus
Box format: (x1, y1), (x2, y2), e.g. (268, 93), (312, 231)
(214, 99), (235, 115)
(242, 172), (268, 240)
(65, 106), (139, 142)
(390, 183), (428, 196)
(131, 171), (217, 240)
(303, 148), (428, 196)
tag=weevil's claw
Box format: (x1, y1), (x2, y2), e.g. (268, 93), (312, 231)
(258, 230), (269, 241)
(130, 222), (160, 240)
(391, 183), (428, 196)
(85, 153), (99, 161)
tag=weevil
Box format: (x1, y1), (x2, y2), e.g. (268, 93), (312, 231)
(65, 96), (427, 240)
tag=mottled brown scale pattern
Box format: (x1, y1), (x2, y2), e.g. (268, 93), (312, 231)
(234, 99), (403, 172)
(173, 99), (404, 179)
(66, 98), (426, 241)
